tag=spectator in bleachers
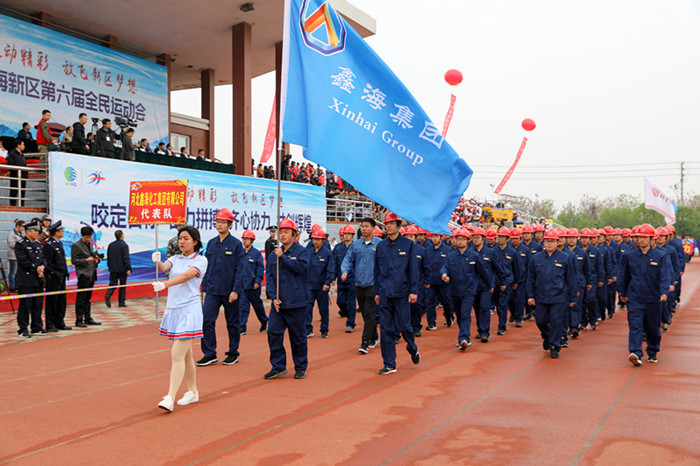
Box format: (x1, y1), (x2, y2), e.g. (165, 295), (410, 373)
(122, 128), (136, 161)
(71, 113), (90, 155)
(0, 139), (7, 159)
(95, 119), (116, 158)
(7, 219), (25, 292)
(257, 163), (264, 178)
(165, 144), (175, 156)
(154, 142), (167, 155)
(7, 139), (27, 206)
(196, 149), (206, 161)
(179, 147), (190, 158)
(18, 122), (33, 142)
(140, 138), (152, 153)
(36, 109), (58, 153)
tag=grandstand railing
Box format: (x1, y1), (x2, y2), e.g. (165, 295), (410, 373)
(0, 163), (48, 209)
(326, 198), (373, 222)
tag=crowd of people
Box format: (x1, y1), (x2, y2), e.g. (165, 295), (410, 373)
(8, 214), (133, 337)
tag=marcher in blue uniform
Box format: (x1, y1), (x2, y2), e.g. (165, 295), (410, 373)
(521, 224), (542, 321)
(333, 225), (357, 333)
(305, 227), (334, 338)
(508, 228), (529, 327)
(373, 212), (420, 374)
(493, 227), (521, 335)
(657, 227), (680, 331)
(666, 225), (685, 307)
(527, 229), (577, 359)
(341, 217), (381, 354)
(404, 225), (430, 337)
(424, 232), (453, 328)
(198, 208), (245, 367)
(564, 228), (593, 341)
(238, 230), (268, 334)
(617, 228), (634, 309)
(603, 226), (621, 318)
(264, 218), (311, 379)
(620, 224), (673, 366)
(591, 230), (613, 322)
(470, 227), (504, 343)
(15, 221), (47, 337)
(440, 228), (491, 350)
(580, 228), (604, 331)
(43, 221), (71, 331)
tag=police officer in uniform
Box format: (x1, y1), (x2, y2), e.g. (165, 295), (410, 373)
(198, 208), (244, 367)
(264, 218), (311, 379)
(15, 221), (47, 337)
(43, 221), (71, 331)
(373, 212), (420, 374)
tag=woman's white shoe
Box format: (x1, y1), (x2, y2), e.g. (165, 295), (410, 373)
(158, 395), (174, 412)
(177, 391), (199, 406)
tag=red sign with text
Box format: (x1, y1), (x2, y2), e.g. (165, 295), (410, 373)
(128, 180), (188, 225)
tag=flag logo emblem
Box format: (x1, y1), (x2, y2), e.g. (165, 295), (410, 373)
(299, 0), (346, 55)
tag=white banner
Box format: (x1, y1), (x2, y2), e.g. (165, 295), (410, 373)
(644, 178), (676, 225)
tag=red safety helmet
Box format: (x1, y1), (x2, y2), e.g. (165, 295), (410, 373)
(631, 225), (640, 237)
(384, 211), (402, 225)
(497, 227), (511, 237)
(373, 226), (382, 237)
(554, 227), (566, 237)
(454, 228), (471, 239)
(399, 227), (406, 235)
(656, 227), (668, 237)
(311, 228), (326, 239)
(579, 228), (591, 237)
(613, 228), (622, 235)
(466, 224), (475, 231)
(522, 224), (534, 233)
(510, 228), (522, 238)
(621, 228), (632, 236)
(637, 224), (655, 237)
(543, 229), (560, 240)
(279, 218), (298, 233)
(603, 226), (614, 235)
(535, 224), (546, 232)
(416, 227), (428, 235)
(667, 225), (676, 234)
(598, 228), (607, 236)
(241, 229), (255, 240)
(404, 225), (418, 235)
(485, 229), (498, 239)
(215, 208), (234, 222)
(471, 226), (486, 237)
(566, 228), (579, 237)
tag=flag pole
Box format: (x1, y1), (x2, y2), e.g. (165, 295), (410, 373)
(154, 225), (159, 319)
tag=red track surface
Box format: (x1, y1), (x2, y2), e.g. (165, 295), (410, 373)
(2, 262), (700, 464)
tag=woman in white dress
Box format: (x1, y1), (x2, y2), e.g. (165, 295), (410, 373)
(151, 226), (208, 412)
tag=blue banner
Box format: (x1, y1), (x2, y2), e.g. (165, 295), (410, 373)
(0, 13), (168, 145)
(280, 0), (473, 234)
(49, 153), (326, 286)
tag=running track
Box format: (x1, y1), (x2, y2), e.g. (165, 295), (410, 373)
(2, 262), (700, 464)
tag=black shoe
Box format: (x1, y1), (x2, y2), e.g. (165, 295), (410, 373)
(47, 327), (59, 333)
(480, 335), (489, 343)
(264, 368), (288, 379)
(369, 337), (380, 348)
(497, 329), (506, 336)
(523, 314), (533, 321)
(475, 332), (482, 340)
(515, 321), (523, 328)
(196, 355), (218, 366)
(18, 331), (31, 339)
(413, 328), (421, 337)
(58, 326), (72, 330)
(426, 324), (437, 331)
(294, 370), (307, 379)
(222, 354), (239, 365)
(411, 351), (421, 365)
(543, 340), (550, 351)
(118, 303), (128, 308)
(571, 330), (579, 339)
(561, 339), (569, 348)
(445, 318), (453, 328)
(358, 343), (369, 354)
(33, 329), (50, 336)
(105, 298), (111, 308)
(550, 348), (560, 359)
(86, 319), (102, 325)
(378, 366), (397, 375)
(75, 322), (88, 328)
(321, 331), (329, 338)
(306, 330), (314, 337)
(509, 316), (515, 323)
(394, 336), (401, 345)
(647, 354), (658, 363)
(260, 322), (268, 332)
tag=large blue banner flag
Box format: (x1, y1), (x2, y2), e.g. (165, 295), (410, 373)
(280, 0), (473, 234)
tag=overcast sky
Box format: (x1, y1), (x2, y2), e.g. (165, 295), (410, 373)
(172, 0), (700, 210)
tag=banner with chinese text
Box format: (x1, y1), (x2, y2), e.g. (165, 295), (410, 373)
(128, 180), (188, 225)
(0, 13), (168, 145)
(49, 152), (326, 286)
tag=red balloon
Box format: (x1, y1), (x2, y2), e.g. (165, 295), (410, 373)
(444, 69), (463, 86)
(521, 118), (536, 131)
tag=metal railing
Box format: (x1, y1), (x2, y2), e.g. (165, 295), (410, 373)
(0, 163), (48, 208)
(326, 197), (373, 222)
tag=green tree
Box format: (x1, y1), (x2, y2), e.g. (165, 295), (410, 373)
(674, 206), (700, 237)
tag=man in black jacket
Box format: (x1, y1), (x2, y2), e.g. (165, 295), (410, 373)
(95, 119), (116, 158)
(43, 221), (71, 331)
(71, 226), (102, 327)
(15, 221), (47, 337)
(71, 113), (90, 155)
(105, 230), (131, 308)
(121, 128), (135, 161)
(6, 139), (27, 206)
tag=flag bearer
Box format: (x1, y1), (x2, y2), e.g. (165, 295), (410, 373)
(620, 224), (672, 366)
(527, 229), (577, 359)
(493, 227), (520, 335)
(440, 228), (490, 350)
(373, 212), (420, 375)
(305, 227), (334, 338)
(333, 225), (357, 333)
(238, 230), (268, 335)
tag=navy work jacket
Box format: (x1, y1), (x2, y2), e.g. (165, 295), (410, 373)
(307, 245), (335, 290)
(527, 249), (577, 304)
(620, 247), (672, 303)
(266, 241), (311, 309)
(423, 241), (452, 285)
(202, 233), (244, 295)
(374, 234), (418, 298)
(332, 241), (354, 288)
(440, 248), (491, 298)
(241, 246), (264, 290)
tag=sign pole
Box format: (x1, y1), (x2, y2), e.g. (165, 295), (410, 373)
(155, 225), (159, 319)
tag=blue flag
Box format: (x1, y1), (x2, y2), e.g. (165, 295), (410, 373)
(280, 0), (473, 234)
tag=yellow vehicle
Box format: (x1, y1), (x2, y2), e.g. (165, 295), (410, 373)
(482, 207), (513, 226)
